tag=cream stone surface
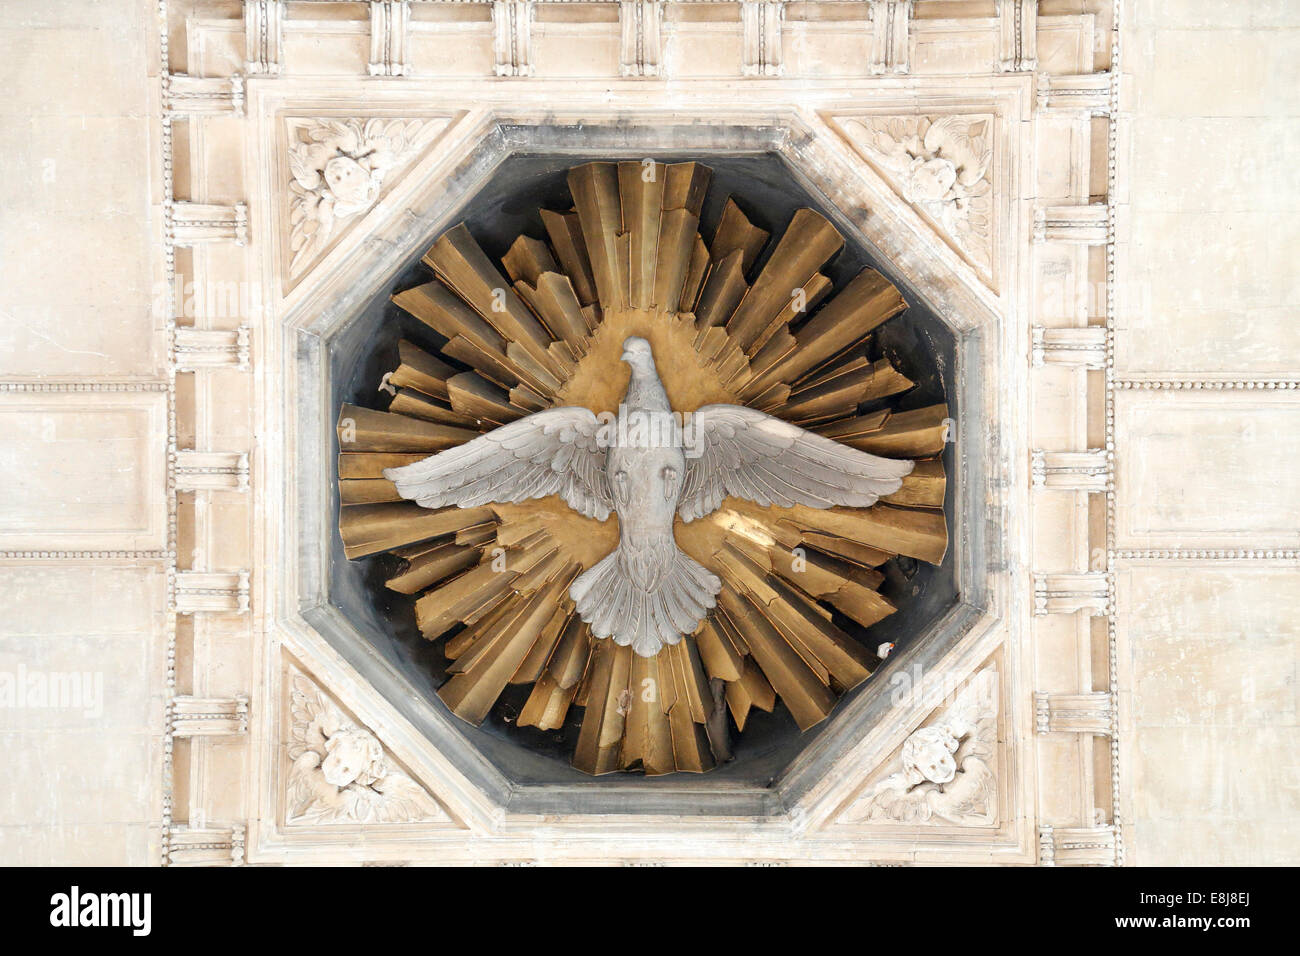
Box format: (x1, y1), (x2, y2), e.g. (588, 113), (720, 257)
(0, 390), (169, 551)
(0, 563), (165, 865)
(1116, 564), (1299, 866)
(1113, 389), (1300, 549)
(0, 0), (1295, 866)
(0, 0), (164, 382)
(1116, 5), (1300, 378)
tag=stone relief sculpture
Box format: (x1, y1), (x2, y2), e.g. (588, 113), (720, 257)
(840, 115), (993, 273)
(287, 118), (426, 275)
(338, 160), (951, 775)
(286, 672), (446, 824)
(844, 667), (999, 825)
(386, 336), (913, 657)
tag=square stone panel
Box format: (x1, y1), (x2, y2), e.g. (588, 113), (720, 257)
(1113, 388), (1300, 550)
(0, 390), (168, 551)
(235, 72), (1033, 862)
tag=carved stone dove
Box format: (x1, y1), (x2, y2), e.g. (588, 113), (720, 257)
(385, 337), (913, 657)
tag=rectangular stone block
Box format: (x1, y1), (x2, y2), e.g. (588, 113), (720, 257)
(0, 391), (167, 551)
(1117, 563), (1300, 865)
(1113, 390), (1300, 549)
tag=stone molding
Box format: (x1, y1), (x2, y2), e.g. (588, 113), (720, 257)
(165, 74), (245, 115)
(166, 825), (246, 866)
(172, 570), (250, 615)
(244, 0), (284, 76)
(168, 201), (249, 246)
(132, 0), (1145, 866)
(174, 451), (250, 493)
(1031, 449), (1111, 492)
(741, 0), (783, 78)
(173, 327), (251, 371)
(492, 1), (535, 77)
(1039, 824), (1117, 866)
(170, 696), (251, 737)
(1034, 692), (1114, 736)
(867, 0), (912, 76)
(619, 0), (663, 77)
(1034, 572), (1111, 617)
(996, 0), (1037, 73)
(368, 0), (411, 77)
(1032, 326), (1107, 368)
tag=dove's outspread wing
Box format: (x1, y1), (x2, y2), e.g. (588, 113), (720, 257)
(678, 404), (914, 522)
(384, 407), (613, 519)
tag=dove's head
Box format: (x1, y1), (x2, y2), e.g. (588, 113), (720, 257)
(620, 336), (655, 374)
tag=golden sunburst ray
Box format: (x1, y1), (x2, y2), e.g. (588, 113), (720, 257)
(338, 160), (949, 776)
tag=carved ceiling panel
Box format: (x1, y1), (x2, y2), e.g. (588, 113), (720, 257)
(153, 0), (1119, 866)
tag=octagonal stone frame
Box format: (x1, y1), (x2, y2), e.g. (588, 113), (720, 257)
(244, 78), (1034, 861)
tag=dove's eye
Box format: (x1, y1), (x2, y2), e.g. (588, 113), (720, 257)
(660, 466), (679, 500)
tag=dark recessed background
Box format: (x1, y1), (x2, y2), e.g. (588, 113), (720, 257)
(327, 151), (959, 787)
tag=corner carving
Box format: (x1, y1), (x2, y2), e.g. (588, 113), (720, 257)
(838, 668), (999, 827)
(285, 117), (449, 281)
(286, 669), (451, 826)
(830, 114), (995, 280)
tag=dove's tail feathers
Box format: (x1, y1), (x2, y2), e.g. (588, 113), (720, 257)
(569, 544), (722, 658)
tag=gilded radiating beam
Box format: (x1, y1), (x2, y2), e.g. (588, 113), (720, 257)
(572, 638), (633, 775)
(744, 269), (906, 398)
(778, 358), (914, 423)
(568, 163), (627, 312)
(385, 541), (482, 595)
(338, 452), (426, 479)
(445, 371), (526, 426)
(784, 501), (948, 565)
(339, 478), (401, 505)
(843, 403), (951, 458)
(695, 250), (748, 328)
(440, 571), (578, 726)
(392, 280), (506, 357)
(414, 559), (519, 639)
(388, 339), (456, 401)
(726, 208), (843, 352)
(337, 404), (477, 453)
(720, 586), (835, 731)
(388, 388), (479, 428)
(619, 161), (665, 311)
(725, 658), (776, 732)
(502, 235), (559, 286)
(423, 224), (559, 380)
(540, 209), (599, 308)
(710, 198), (768, 273)
(518, 673), (578, 731)
(678, 236), (710, 314)
(884, 457), (946, 509)
(516, 272), (588, 350)
(339, 502), (495, 560)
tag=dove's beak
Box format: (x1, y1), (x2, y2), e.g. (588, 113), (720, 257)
(620, 350), (632, 363)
